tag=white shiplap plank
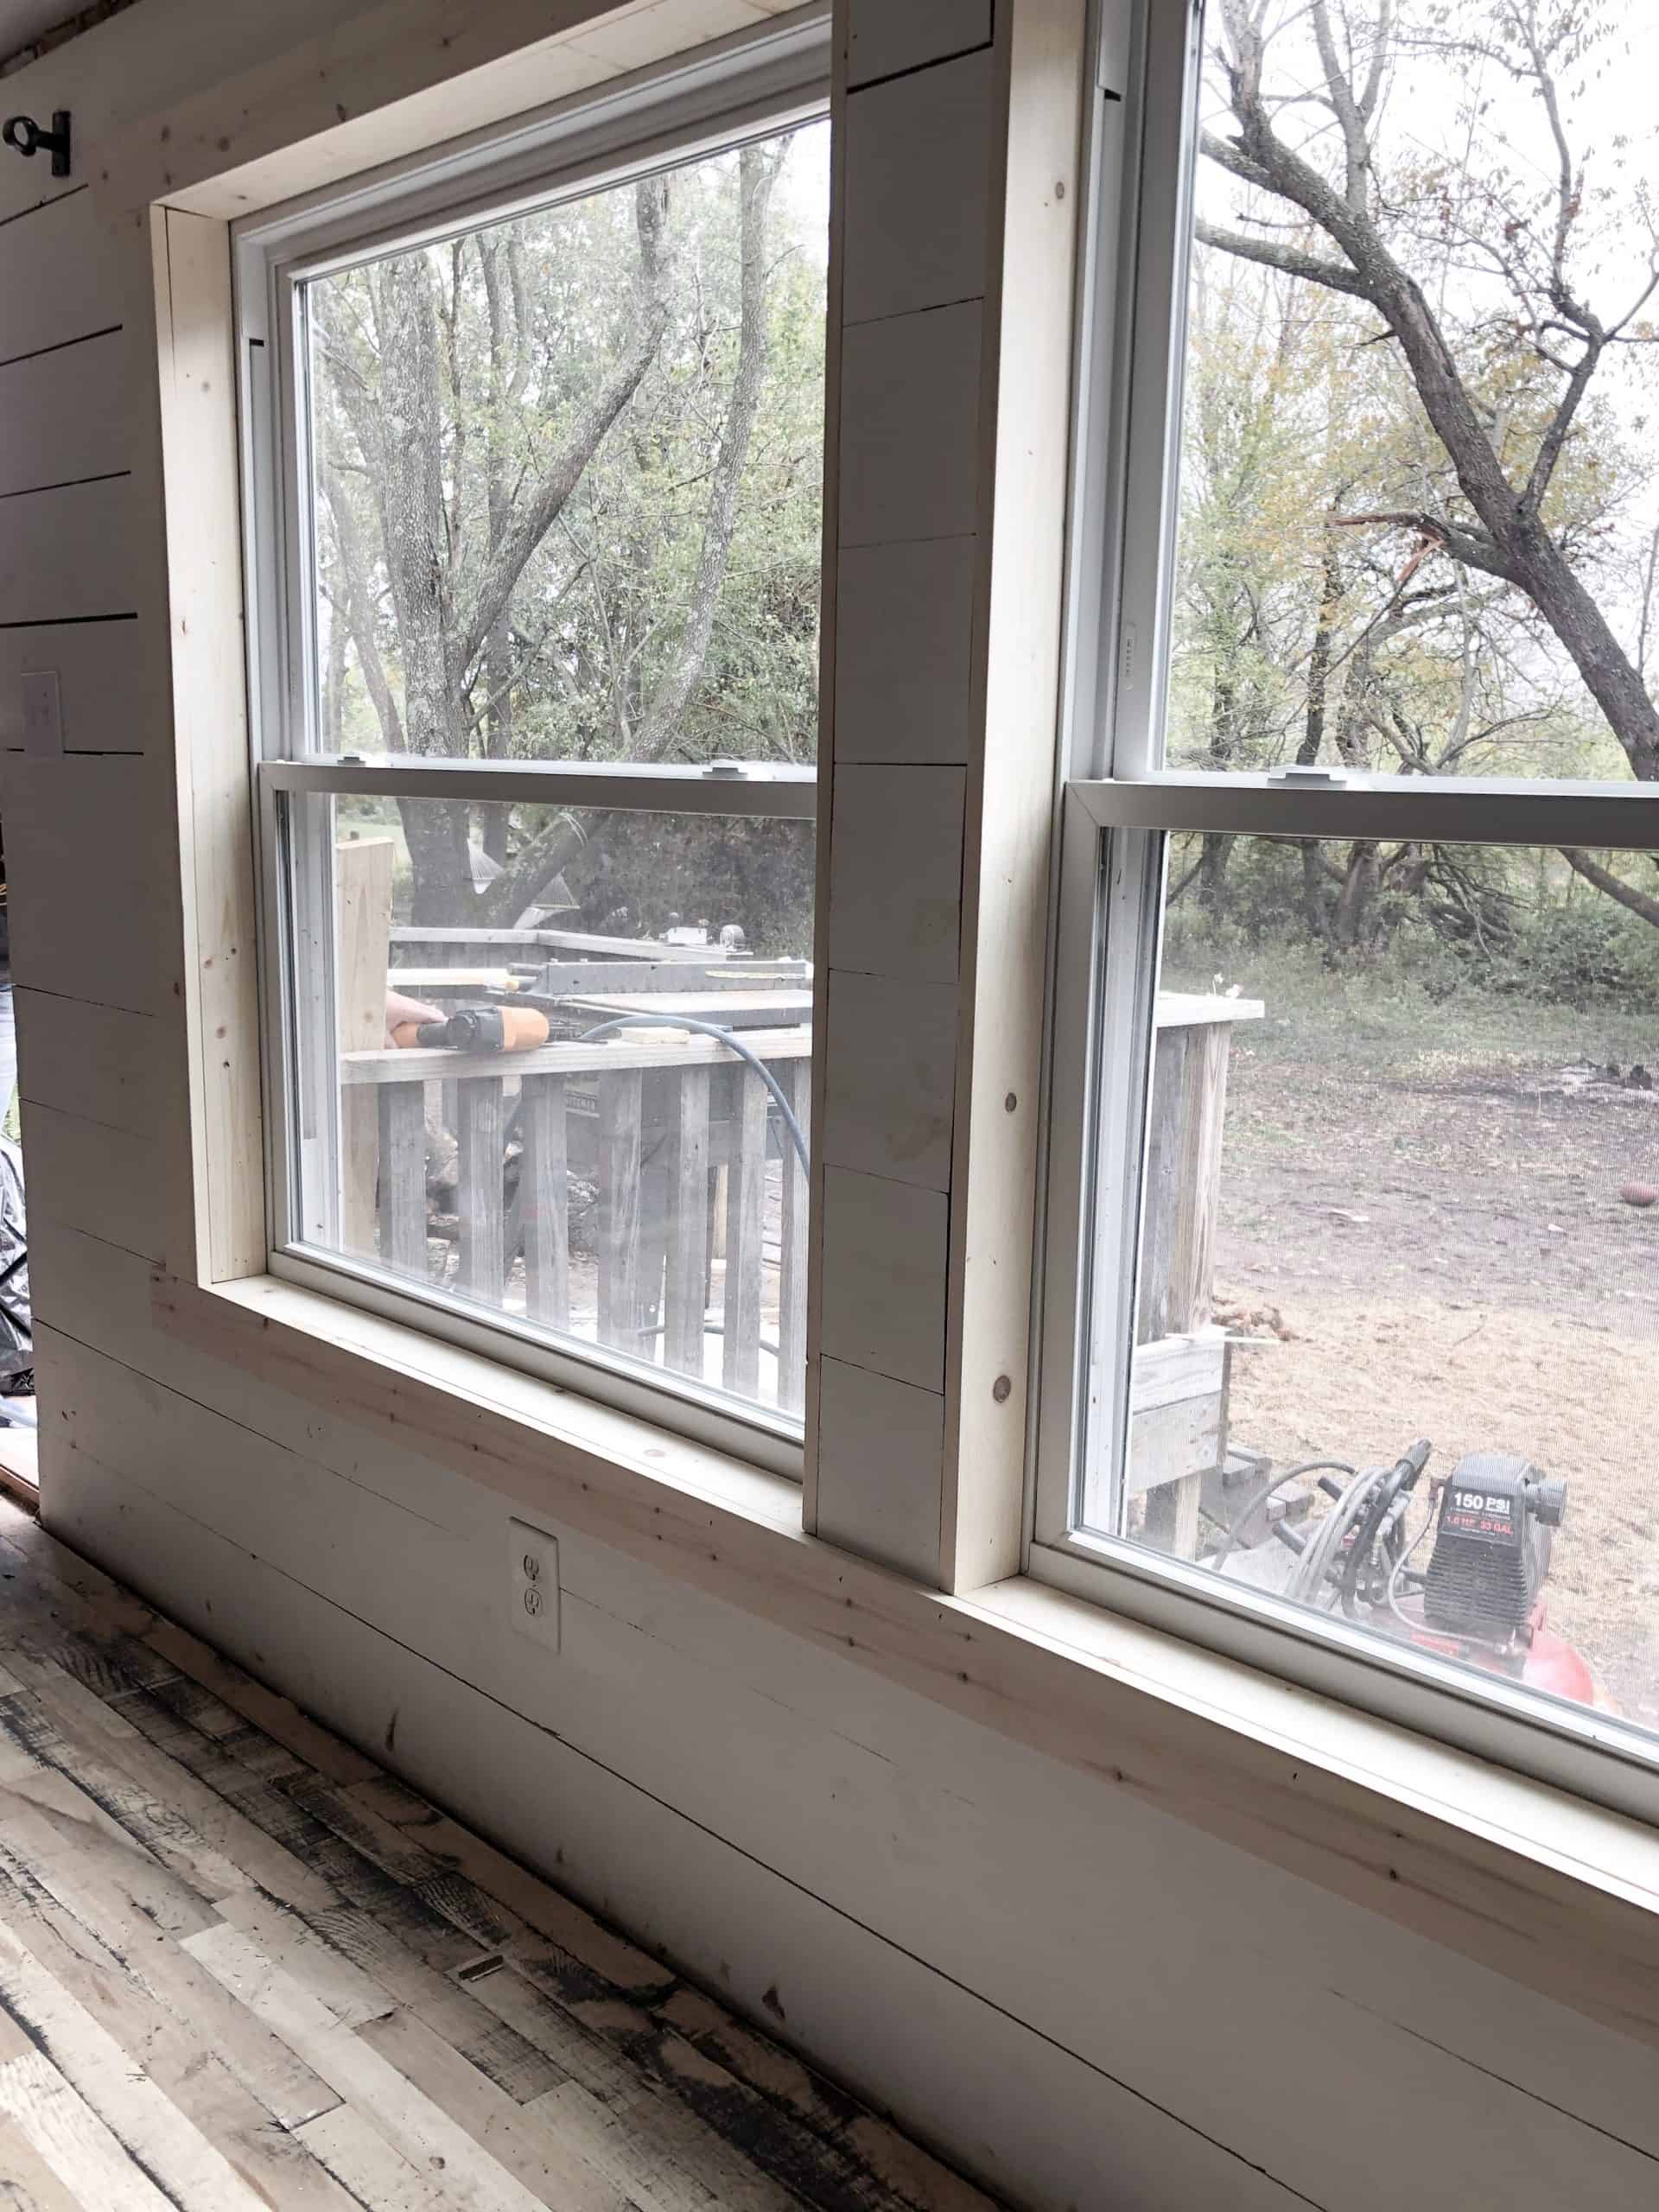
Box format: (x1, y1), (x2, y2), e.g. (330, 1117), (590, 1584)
(0, 190), (124, 368)
(837, 303), (983, 550)
(821, 969), (957, 1190)
(842, 50), (994, 325)
(826, 765), (965, 984)
(817, 1165), (950, 1391)
(18, 1101), (165, 1265)
(814, 1357), (944, 1583)
(0, 328), (130, 499)
(846, 0), (993, 87)
(0, 755), (174, 1014)
(0, 618), (156, 753)
(0, 474), (141, 624)
(834, 535), (977, 766)
(15, 992), (159, 1136)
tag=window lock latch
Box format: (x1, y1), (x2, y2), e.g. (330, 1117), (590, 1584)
(703, 758), (750, 779)
(1269, 765), (1348, 785)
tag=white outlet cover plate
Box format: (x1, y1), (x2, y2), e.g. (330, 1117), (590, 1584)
(507, 1517), (561, 1650)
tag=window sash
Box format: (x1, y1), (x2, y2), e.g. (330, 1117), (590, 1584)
(1072, 772), (1659, 847)
(255, 775), (813, 1478)
(261, 757), (817, 818)
(1033, 793), (1659, 1825)
(236, 21), (830, 1474)
(1033, 0), (1659, 1817)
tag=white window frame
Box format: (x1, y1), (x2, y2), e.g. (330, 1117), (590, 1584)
(1030, 0), (1659, 1825)
(233, 11), (830, 1478)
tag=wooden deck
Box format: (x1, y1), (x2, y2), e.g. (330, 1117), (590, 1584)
(0, 1497), (995, 2212)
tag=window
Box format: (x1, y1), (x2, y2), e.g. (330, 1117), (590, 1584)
(1039, 0), (1659, 1801)
(238, 25), (829, 1469)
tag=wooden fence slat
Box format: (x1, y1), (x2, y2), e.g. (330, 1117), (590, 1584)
(721, 1068), (768, 1400)
(663, 1066), (711, 1377)
(596, 1071), (643, 1354)
(376, 1082), (427, 1279)
(777, 1058), (810, 1414)
(636, 1073), (672, 1364)
(455, 1077), (506, 1303)
(335, 839), (395, 1258)
(1138, 1023), (1234, 1560)
(518, 1075), (569, 1333)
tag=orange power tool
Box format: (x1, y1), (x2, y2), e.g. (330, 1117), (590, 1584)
(391, 1005), (551, 1052)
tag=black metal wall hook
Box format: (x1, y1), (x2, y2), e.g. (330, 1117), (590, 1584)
(2, 112), (71, 179)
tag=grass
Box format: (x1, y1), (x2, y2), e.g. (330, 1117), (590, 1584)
(1163, 937), (1659, 1084)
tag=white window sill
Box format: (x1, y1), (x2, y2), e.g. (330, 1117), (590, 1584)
(156, 1268), (1659, 2051)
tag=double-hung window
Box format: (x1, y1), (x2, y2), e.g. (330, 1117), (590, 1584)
(237, 19), (829, 1471)
(1038, 0), (1659, 1808)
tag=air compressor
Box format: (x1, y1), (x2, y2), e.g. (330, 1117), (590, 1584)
(1208, 1440), (1599, 1704)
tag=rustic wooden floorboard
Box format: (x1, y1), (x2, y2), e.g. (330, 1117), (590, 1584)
(0, 1497), (998, 2212)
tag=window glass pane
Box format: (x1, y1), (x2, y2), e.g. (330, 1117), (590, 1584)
(303, 118), (828, 770)
(1088, 832), (1659, 1738)
(1159, 11), (1659, 785)
(281, 792), (813, 1427)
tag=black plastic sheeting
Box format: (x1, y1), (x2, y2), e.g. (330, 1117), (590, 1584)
(0, 1136), (30, 1385)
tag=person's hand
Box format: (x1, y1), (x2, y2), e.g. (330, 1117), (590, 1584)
(385, 989), (445, 1046)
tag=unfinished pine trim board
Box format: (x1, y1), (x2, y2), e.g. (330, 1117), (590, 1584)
(0, 1492), (994, 2212)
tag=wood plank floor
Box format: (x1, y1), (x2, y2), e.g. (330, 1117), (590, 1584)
(0, 1496), (997, 2212)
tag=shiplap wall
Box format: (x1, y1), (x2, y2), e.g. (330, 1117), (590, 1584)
(2, 3), (1657, 2209)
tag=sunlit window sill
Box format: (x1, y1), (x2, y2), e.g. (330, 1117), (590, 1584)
(156, 1268), (1659, 2052)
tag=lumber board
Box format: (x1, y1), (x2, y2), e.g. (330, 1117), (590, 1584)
(0, 188), (124, 365)
(834, 536), (977, 767)
(17, 1100), (164, 1266)
(662, 1065), (710, 1376)
(776, 1056), (810, 1414)
(0, 327), (130, 501)
(837, 303), (983, 549)
(825, 766), (966, 986)
(847, 0), (993, 86)
(817, 1166), (950, 1393)
(940, 0), (1087, 1595)
(343, 1027), (810, 1084)
(0, 618), (156, 756)
(814, 1358), (944, 1583)
(377, 1081), (429, 1278)
(842, 50), (993, 325)
(0, 474), (140, 625)
(154, 204), (263, 1281)
(0, 754), (173, 1014)
(822, 969), (957, 1191)
(720, 1065), (768, 1399)
(518, 1073), (571, 1331)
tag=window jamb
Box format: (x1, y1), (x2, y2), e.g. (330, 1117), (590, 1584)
(235, 27), (830, 1475)
(1033, 0), (1659, 1818)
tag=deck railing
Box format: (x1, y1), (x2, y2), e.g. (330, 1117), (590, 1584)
(341, 1028), (812, 1411)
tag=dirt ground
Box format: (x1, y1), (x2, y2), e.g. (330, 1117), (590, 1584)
(1208, 1022), (1659, 1719)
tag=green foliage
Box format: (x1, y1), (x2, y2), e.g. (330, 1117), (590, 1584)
(312, 122), (828, 925)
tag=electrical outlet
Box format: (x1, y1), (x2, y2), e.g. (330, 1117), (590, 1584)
(507, 1518), (561, 1649)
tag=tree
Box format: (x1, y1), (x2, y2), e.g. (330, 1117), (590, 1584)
(1191, 0), (1659, 936)
(315, 130), (822, 927)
